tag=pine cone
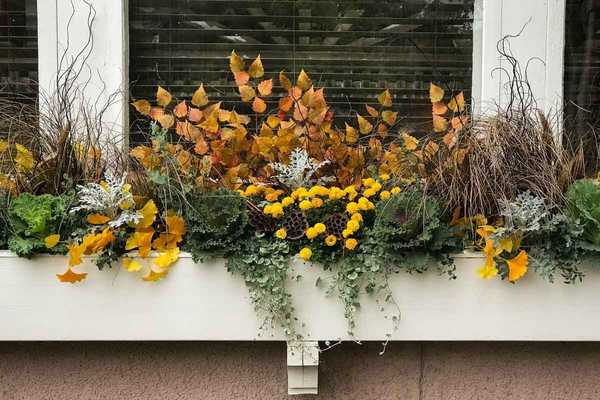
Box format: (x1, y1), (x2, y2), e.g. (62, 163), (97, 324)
(282, 207), (308, 240)
(325, 213), (349, 239)
(247, 203), (277, 233)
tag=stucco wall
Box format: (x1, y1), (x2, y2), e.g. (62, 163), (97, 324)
(1, 342), (600, 399)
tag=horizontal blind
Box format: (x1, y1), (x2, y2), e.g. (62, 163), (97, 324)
(0, 0), (37, 102)
(129, 0), (474, 136)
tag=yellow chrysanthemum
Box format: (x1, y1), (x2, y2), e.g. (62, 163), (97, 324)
(362, 178), (375, 187)
(391, 187), (401, 194)
(314, 223), (326, 234)
(346, 202), (359, 214)
(325, 235), (337, 246)
(281, 196), (295, 207)
(351, 213), (363, 222)
(342, 229), (353, 238)
(379, 190), (391, 201)
(306, 227), (319, 240)
(275, 228), (287, 240)
(363, 188), (376, 198)
(345, 238), (358, 250)
(311, 197), (324, 208)
(380, 173), (390, 181)
(245, 185), (260, 196)
(299, 200), (313, 211)
(299, 247), (312, 261)
(371, 182), (382, 192)
(347, 219), (360, 232)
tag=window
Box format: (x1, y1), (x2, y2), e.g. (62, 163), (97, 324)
(0, 0), (37, 102)
(129, 0), (474, 136)
(564, 0), (600, 171)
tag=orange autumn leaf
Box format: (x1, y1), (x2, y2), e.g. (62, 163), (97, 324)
(87, 214), (111, 225)
(432, 101), (448, 116)
(433, 115), (448, 133)
(142, 269), (168, 282)
(507, 250), (529, 282)
(234, 71), (250, 86)
(229, 50), (245, 73)
(176, 121), (201, 141)
(166, 215), (186, 237)
(131, 100), (151, 116)
(252, 97), (267, 113)
(198, 114), (219, 134)
(194, 137), (209, 155)
(381, 110), (397, 125)
(402, 133), (419, 151)
(191, 84), (209, 107)
(279, 71), (292, 91)
(149, 107), (164, 121)
(365, 104), (379, 117)
(266, 115), (280, 128)
(239, 85), (256, 102)
(44, 234), (60, 249)
(429, 83), (445, 103)
(448, 92), (466, 112)
(377, 89), (392, 107)
(257, 79), (273, 96)
(357, 114), (373, 135)
(158, 113), (175, 130)
(297, 69), (312, 91)
(248, 55), (264, 78)
(156, 86), (172, 107)
(174, 100), (188, 118)
(57, 268), (88, 284)
(443, 131), (457, 149)
(424, 141), (440, 160)
(345, 123), (359, 144)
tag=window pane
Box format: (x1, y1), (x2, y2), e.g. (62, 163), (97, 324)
(0, 0), (37, 102)
(129, 0), (474, 138)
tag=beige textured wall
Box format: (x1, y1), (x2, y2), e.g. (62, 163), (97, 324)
(1, 342), (600, 399)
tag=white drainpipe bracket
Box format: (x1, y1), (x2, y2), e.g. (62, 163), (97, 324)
(287, 341), (319, 395)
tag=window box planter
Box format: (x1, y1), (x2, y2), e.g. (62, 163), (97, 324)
(1, 250), (597, 341)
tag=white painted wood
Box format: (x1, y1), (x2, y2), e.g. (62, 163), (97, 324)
(36, 0), (128, 142)
(0, 252), (599, 341)
(475, 0), (567, 117)
(287, 341), (319, 395)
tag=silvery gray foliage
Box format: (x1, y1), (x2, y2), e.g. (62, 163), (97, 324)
(71, 172), (141, 228)
(495, 191), (550, 235)
(269, 147), (334, 188)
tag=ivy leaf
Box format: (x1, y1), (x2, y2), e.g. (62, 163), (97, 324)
(429, 83), (445, 103)
(248, 55), (264, 78)
(377, 89), (392, 107)
(131, 100), (151, 115)
(229, 50), (245, 73)
(192, 84), (209, 107)
(156, 86), (172, 107)
(257, 79), (273, 96)
(57, 268), (87, 284)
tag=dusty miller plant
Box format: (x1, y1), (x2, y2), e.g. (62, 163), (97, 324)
(270, 148), (334, 189)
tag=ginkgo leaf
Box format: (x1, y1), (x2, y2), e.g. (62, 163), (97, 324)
(357, 114), (373, 134)
(135, 200), (158, 229)
(257, 79), (273, 96)
(433, 115), (448, 133)
(429, 83), (445, 103)
(507, 250), (528, 282)
(402, 133), (419, 151)
(234, 71), (250, 86)
(44, 234), (60, 249)
(156, 86), (172, 107)
(174, 100), (188, 118)
(279, 71), (292, 91)
(68, 244), (84, 267)
(432, 101), (448, 116)
(154, 248), (180, 272)
(239, 85), (256, 102)
(248, 55), (264, 78)
(192, 84), (209, 107)
(131, 100), (151, 116)
(365, 104), (379, 117)
(142, 269), (168, 282)
(57, 268), (87, 283)
(252, 97), (267, 113)
(297, 69), (312, 91)
(86, 214), (111, 225)
(166, 215), (186, 236)
(123, 257), (143, 272)
(229, 50), (245, 73)
(381, 110), (397, 125)
(345, 123), (359, 144)
(448, 91), (466, 112)
(377, 89), (392, 107)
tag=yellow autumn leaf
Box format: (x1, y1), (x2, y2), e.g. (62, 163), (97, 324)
(377, 89), (392, 107)
(279, 71), (292, 91)
(248, 55), (264, 78)
(135, 200), (158, 229)
(345, 123), (359, 144)
(142, 269), (168, 282)
(44, 234), (60, 249)
(86, 214), (111, 225)
(381, 110), (398, 125)
(402, 133), (419, 151)
(57, 267), (88, 284)
(477, 226), (496, 241)
(297, 69), (312, 91)
(122, 257), (143, 272)
(166, 215), (186, 237)
(156, 86), (172, 107)
(432, 101), (448, 116)
(252, 96), (267, 113)
(448, 92), (466, 112)
(191, 84), (209, 107)
(229, 50), (245, 73)
(257, 79), (273, 96)
(478, 256), (498, 279)
(131, 100), (151, 116)
(267, 115), (280, 128)
(153, 247), (180, 272)
(429, 83), (445, 103)
(357, 114), (373, 135)
(68, 244), (84, 266)
(507, 250), (528, 282)
(15, 144), (34, 172)
(158, 113), (175, 130)
(433, 115), (448, 133)
(174, 100), (188, 118)
(126, 230), (154, 258)
(239, 85), (256, 102)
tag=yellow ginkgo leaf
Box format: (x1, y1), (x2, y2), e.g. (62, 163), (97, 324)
(229, 50), (245, 73)
(507, 250), (528, 282)
(477, 256), (498, 280)
(239, 85), (256, 102)
(248, 55), (264, 78)
(191, 84), (209, 107)
(377, 89), (392, 107)
(86, 214), (111, 225)
(44, 234), (60, 249)
(477, 226), (496, 241)
(156, 86), (172, 107)
(126, 230), (154, 258)
(153, 248), (180, 272)
(357, 114), (373, 135)
(429, 83), (445, 103)
(131, 100), (151, 116)
(402, 133), (419, 151)
(15, 144), (34, 172)
(345, 123), (359, 144)
(297, 69), (312, 91)
(142, 269), (168, 282)
(135, 200), (158, 229)
(68, 244), (84, 267)
(57, 267), (88, 284)
(122, 257), (143, 272)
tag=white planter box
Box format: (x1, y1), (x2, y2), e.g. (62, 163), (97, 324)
(1, 251), (599, 341)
